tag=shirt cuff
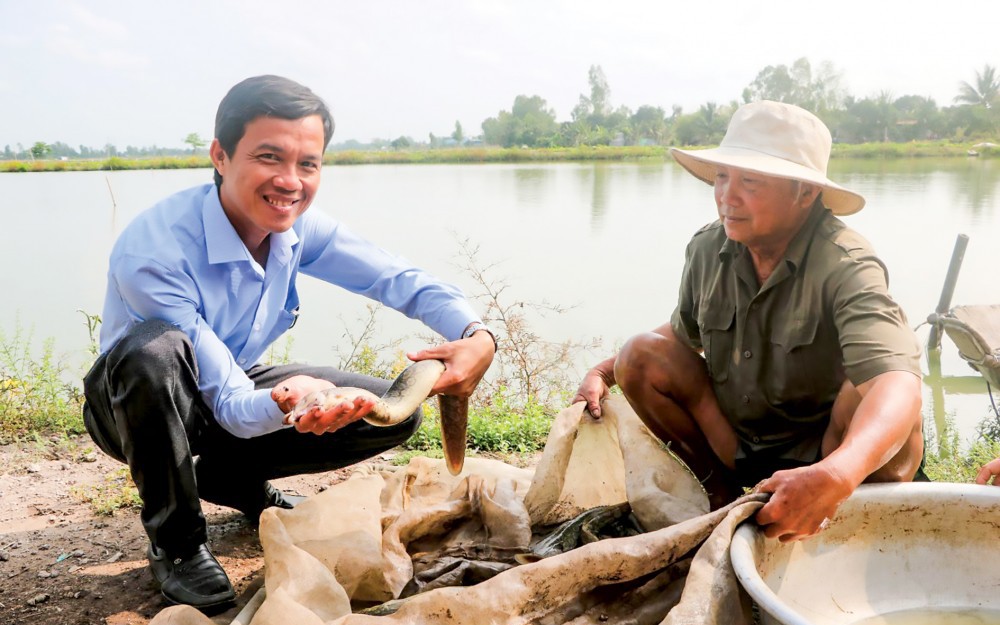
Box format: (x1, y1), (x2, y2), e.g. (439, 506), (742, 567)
(250, 389), (289, 435)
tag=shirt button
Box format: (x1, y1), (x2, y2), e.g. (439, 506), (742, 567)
(752, 436), (761, 443)
(253, 323), (261, 331)
(741, 395), (750, 404)
(743, 350), (752, 359)
(239, 358), (246, 365)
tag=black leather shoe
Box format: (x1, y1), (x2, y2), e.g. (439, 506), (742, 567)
(148, 543), (235, 609)
(239, 482), (306, 525)
(264, 481), (307, 510)
(199, 479), (306, 524)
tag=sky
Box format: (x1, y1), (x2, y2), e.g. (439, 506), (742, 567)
(2, 0), (999, 151)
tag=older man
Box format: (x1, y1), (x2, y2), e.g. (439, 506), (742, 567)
(574, 101), (922, 542)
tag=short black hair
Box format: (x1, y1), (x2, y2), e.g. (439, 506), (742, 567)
(213, 75), (335, 186)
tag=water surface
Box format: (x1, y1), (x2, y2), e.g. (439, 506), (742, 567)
(3, 158), (998, 442)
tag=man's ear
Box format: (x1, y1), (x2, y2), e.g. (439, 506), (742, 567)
(209, 139), (227, 172)
(800, 183), (820, 205)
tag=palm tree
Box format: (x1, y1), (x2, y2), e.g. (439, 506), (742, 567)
(696, 102), (729, 144)
(955, 64), (999, 109)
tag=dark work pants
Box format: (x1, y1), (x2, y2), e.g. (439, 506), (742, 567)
(81, 319), (420, 555)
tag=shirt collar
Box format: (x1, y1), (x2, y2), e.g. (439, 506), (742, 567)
(270, 226), (298, 266)
(718, 201), (829, 275)
(781, 201), (828, 274)
(203, 186), (300, 266)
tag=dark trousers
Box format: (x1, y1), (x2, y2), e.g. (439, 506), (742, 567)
(81, 320), (420, 555)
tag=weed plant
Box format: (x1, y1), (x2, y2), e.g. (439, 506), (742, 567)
(0, 321), (85, 443)
(331, 304), (408, 379)
(452, 237), (601, 409)
(70, 466), (142, 515)
(923, 413), (1000, 483)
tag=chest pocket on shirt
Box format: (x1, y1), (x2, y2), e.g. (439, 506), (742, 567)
(699, 305), (736, 384)
(772, 315), (819, 352)
(769, 315), (822, 405)
(263, 306), (301, 349)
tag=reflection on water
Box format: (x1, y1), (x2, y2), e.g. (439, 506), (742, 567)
(960, 159), (1000, 217)
(590, 163), (609, 224)
(923, 349), (995, 444)
(830, 157), (1000, 218)
(571, 163), (611, 225)
(512, 166), (550, 206)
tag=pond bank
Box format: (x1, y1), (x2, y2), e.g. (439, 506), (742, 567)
(3, 141), (997, 173)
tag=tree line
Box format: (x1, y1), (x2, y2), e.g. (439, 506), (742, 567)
(477, 60), (1000, 148)
(2, 140), (200, 162)
(5, 59), (998, 160)
(3, 132), (210, 162)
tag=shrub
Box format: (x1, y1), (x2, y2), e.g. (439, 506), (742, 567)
(404, 388), (552, 455)
(923, 414), (1000, 483)
(0, 322), (86, 443)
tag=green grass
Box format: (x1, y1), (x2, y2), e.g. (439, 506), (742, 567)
(0, 322), (86, 444)
(830, 141), (994, 158)
(0, 155), (208, 173)
(327, 145), (668, 165)
(1, 147), (667, 173)
(5, 141), (995, 174)
(923, 415), (1000, 483)
(403, 388), (553, 460)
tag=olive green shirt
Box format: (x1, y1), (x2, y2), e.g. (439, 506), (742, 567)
(670, 203), (921, 462)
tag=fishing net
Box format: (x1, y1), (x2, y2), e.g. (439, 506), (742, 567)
(149, 397), (767, 625)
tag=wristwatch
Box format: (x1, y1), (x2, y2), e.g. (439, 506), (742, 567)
(462, 321), (498, 352)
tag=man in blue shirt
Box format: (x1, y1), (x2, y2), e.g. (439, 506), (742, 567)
(81, 75), (496, 610)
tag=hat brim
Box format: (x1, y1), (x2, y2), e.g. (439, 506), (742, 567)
(669, 146), (865, 216)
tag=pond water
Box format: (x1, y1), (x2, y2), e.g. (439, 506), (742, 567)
(2, 158), (999, 444)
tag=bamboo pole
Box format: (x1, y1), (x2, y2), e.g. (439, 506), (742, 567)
(927, 234), (969, 351)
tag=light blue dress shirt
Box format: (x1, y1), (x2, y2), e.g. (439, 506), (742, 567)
(99, 183), (480, 439)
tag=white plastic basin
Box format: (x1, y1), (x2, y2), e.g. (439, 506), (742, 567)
(731, 483), (1000, 625)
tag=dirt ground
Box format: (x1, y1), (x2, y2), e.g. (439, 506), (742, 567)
(0, 435), (358, 625)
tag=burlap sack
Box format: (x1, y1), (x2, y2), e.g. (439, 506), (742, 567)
(149, 397), (762, 625)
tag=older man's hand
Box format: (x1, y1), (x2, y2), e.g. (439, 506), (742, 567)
(753, 461), (855, 541)
(571, 369), (613, 418)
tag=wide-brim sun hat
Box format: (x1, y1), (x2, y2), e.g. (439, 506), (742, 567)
(669, 100), (865, 216)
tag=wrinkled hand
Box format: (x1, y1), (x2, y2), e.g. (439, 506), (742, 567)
(754, 461), (854, 542)
(571, 367), (613, 417)
(271, 375), (375, 436)
(976, 458), (1000, 485)
(407, 330), (494, 398)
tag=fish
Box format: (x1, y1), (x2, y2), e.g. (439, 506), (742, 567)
(283, 359), (468, 476)
(515, 502), (635, 564)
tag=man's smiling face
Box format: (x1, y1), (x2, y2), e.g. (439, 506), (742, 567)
(211, 114), (325, 252)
